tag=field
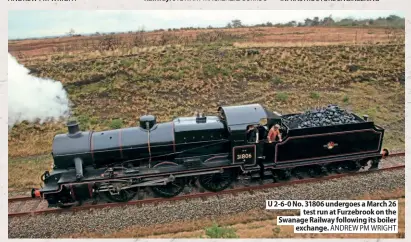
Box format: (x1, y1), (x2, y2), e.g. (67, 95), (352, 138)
(8, 26), (404, 190)
(8, 26), (403, 56)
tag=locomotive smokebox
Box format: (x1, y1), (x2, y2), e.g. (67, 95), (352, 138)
(140, 115), (156, 130)
(67, 120), (80, 136)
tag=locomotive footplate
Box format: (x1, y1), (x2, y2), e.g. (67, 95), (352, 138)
(52, 159), (236, 186)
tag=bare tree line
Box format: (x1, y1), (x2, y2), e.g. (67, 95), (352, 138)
(45, 30), (245, 53)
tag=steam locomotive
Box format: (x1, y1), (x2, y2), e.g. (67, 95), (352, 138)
(32, 104), (388, 208)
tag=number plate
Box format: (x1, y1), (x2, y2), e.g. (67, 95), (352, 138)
(233, 145), (256, 165)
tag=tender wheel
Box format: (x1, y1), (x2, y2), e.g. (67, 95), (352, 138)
(278, 169), (292, 180)
(151, 162), (186, 198)
(198, 168), (236, 192)
(369, 158), (380, 170)
(343, 160), (362, 172)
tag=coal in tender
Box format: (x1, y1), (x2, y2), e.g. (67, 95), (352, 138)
(282, 105), (360, 129)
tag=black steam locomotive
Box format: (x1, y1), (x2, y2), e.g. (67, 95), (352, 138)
(32, 104), (388, 208)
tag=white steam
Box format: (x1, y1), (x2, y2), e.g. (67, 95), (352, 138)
(8, 53), (71, 130)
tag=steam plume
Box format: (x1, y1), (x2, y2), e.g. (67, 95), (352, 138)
(8, 53), (71, 130)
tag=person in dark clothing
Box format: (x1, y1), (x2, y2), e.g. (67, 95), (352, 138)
(246, 125), (265, 184)
(246, 125), (258, 143)
(256, 125), (267, 156)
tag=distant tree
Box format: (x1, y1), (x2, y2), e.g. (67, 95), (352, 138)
(67, 28), (75, 36)
(266, 22), (273, 27)
(304, 18), (313, 26)
(231, 19), (243, 28)
(138, 26), (145, 32)
(312, 17), (320, 26)
(337, 18), (355, 26)
(282, 21), (296, 27)
(226, 23), (232, 28)
(321, 15), (335, 26)
(386, 15), (401, 21)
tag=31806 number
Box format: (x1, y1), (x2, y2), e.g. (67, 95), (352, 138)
(237, 153), (252, 160)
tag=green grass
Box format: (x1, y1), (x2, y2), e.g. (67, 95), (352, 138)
(271, 76), (283, 85)
(343, 95), (349, 103)
(110, 119), (124, 129)
(204, 223), (239, 238)
(276, 92), (289, 102)
(310, 92), (320, 99)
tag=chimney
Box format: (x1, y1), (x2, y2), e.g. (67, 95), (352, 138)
(67, 120), (80, 136)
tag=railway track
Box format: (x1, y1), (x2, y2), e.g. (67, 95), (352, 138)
(9, 152), (405, 218)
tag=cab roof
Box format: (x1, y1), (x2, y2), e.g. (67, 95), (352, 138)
(218, 104), (281, 127)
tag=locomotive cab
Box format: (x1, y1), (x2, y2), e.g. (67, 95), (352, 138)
(218, 104), (282, 168)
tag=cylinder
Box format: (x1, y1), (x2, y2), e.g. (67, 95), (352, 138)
(74, 157), (83, 181)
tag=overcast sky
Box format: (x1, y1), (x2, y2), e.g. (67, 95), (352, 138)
(8, 10), (404, 40)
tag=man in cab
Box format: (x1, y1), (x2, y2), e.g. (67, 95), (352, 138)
(268, 124), (282, 143)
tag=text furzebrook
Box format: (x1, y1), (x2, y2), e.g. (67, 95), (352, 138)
(337, 208), (375, 215)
